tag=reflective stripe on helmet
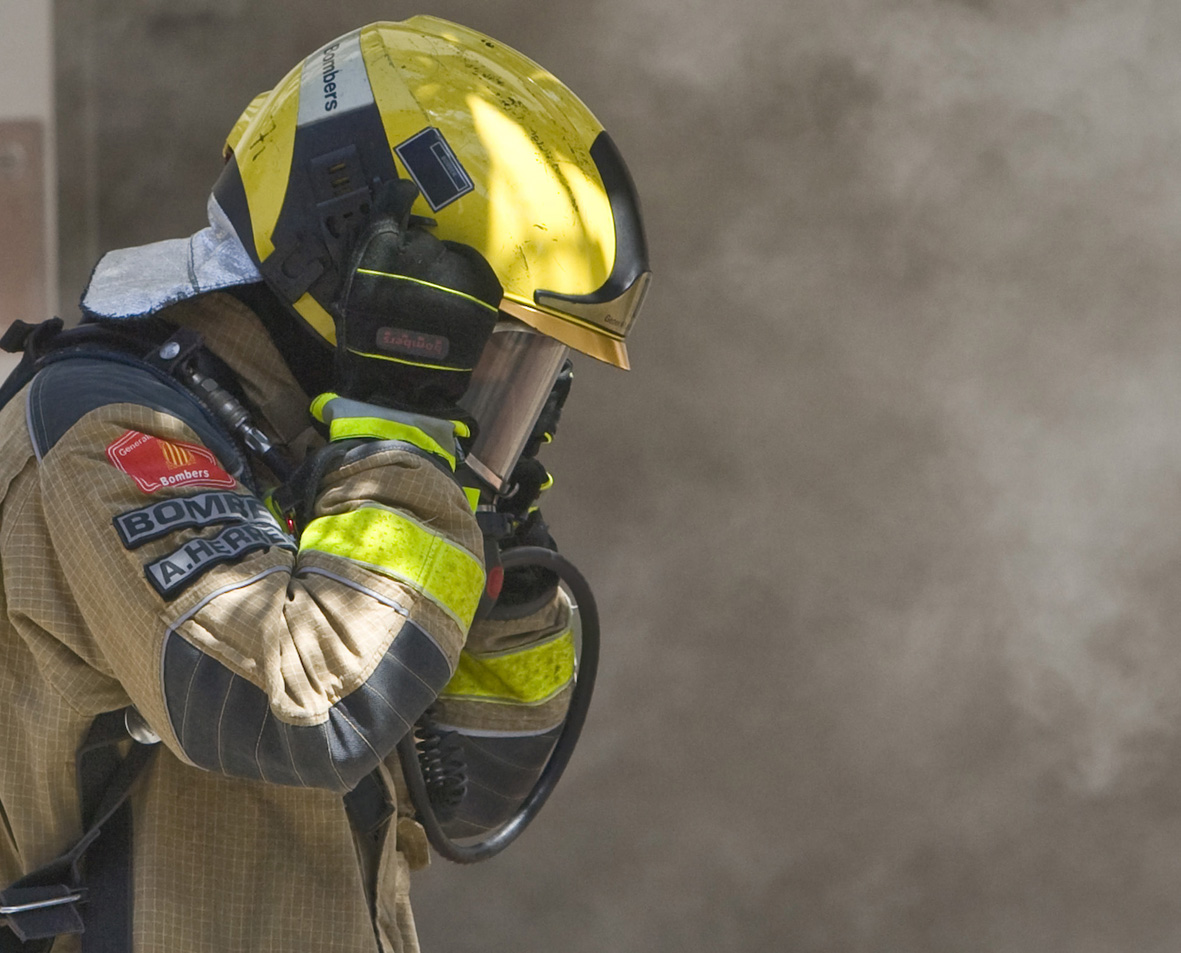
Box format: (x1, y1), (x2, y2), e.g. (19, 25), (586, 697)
(296, 29), (373, 126)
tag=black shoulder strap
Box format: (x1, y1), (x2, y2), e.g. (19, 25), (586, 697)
(0, 710), (159, 952)
(0, 318), (166, 416)
(0, 319), (64, 415)
(4, 318), (257, 491)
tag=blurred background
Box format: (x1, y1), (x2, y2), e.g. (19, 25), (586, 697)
(6, 0), (1181, 950)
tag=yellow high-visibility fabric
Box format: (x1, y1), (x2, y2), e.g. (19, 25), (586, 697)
(463, 486), (481, 511)
(300, 504), (484, 628)
(329, 416), (458, 469)
(308, 392), (469, 470)
(441, 629), (575, 705)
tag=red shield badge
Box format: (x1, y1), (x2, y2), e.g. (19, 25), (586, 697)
(105, 430), (236, 494)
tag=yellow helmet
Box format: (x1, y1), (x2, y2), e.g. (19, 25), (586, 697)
(213, 16), (650, 369)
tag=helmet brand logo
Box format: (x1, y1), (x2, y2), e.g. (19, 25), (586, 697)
(376, 326), (450, 360)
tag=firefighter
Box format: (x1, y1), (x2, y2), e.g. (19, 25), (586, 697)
(0, 17), (648, 952)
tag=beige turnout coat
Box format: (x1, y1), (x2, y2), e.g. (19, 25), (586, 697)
(0, 293), (572, 952)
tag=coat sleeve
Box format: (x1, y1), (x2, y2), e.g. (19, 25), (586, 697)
(28, 359), (483, 793)
(423, 562), (577, 838)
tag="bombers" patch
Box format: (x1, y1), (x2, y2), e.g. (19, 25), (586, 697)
(114, 491), (281, 550)
(144, 521), (297, 599)
(106, 430), (236, 494)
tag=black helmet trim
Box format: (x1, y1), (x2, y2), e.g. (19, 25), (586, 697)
(533, 132), (651, 337)
(216, 102), (403, 327)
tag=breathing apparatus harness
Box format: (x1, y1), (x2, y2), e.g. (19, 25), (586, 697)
(0, 315), (599, 950)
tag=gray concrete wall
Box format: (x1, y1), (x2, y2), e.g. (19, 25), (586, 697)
(53, 1), (1181, 950)
(0, 0), (55, 339)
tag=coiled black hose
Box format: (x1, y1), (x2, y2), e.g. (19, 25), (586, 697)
(410, 720), (467, 822)
(396, 545), (600, 864)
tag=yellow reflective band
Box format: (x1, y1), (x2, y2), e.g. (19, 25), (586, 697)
(300, 506), (484, 628)
(310, 393), (470, 467)
(440, 630), (576, 705)
(463, 486), (481, 511)
(308, 392), (335, 420)
(328, 416), (457, 470)
(354, 269), (500, 314)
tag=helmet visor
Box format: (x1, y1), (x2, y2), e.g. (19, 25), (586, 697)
(459, 320), (569, 491)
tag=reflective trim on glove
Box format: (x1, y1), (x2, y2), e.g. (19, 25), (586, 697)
(310, 392), (470, 471)
(299, 503), (485, 629)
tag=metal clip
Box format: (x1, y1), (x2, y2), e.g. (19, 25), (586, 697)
(0, 892), (84, 915)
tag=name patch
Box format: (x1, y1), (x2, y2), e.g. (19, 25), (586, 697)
(145, 521), (297, 599)
(107, 431), (236, 494)
(114, 491), (280, 550)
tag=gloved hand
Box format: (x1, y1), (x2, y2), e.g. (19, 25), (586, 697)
(310, 392), (469, 473)
(273, 393), (472, 534)
(333, 180), (502, 417)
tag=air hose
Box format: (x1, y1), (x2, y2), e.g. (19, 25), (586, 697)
(396, 545), (600, 864)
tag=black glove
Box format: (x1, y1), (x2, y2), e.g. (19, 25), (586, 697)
(334, 180), (502, 417)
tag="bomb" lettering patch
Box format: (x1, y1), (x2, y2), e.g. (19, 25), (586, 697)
(114, 491), (282, 549)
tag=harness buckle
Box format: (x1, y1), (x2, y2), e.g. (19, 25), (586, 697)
(0, 885), (88, 942)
